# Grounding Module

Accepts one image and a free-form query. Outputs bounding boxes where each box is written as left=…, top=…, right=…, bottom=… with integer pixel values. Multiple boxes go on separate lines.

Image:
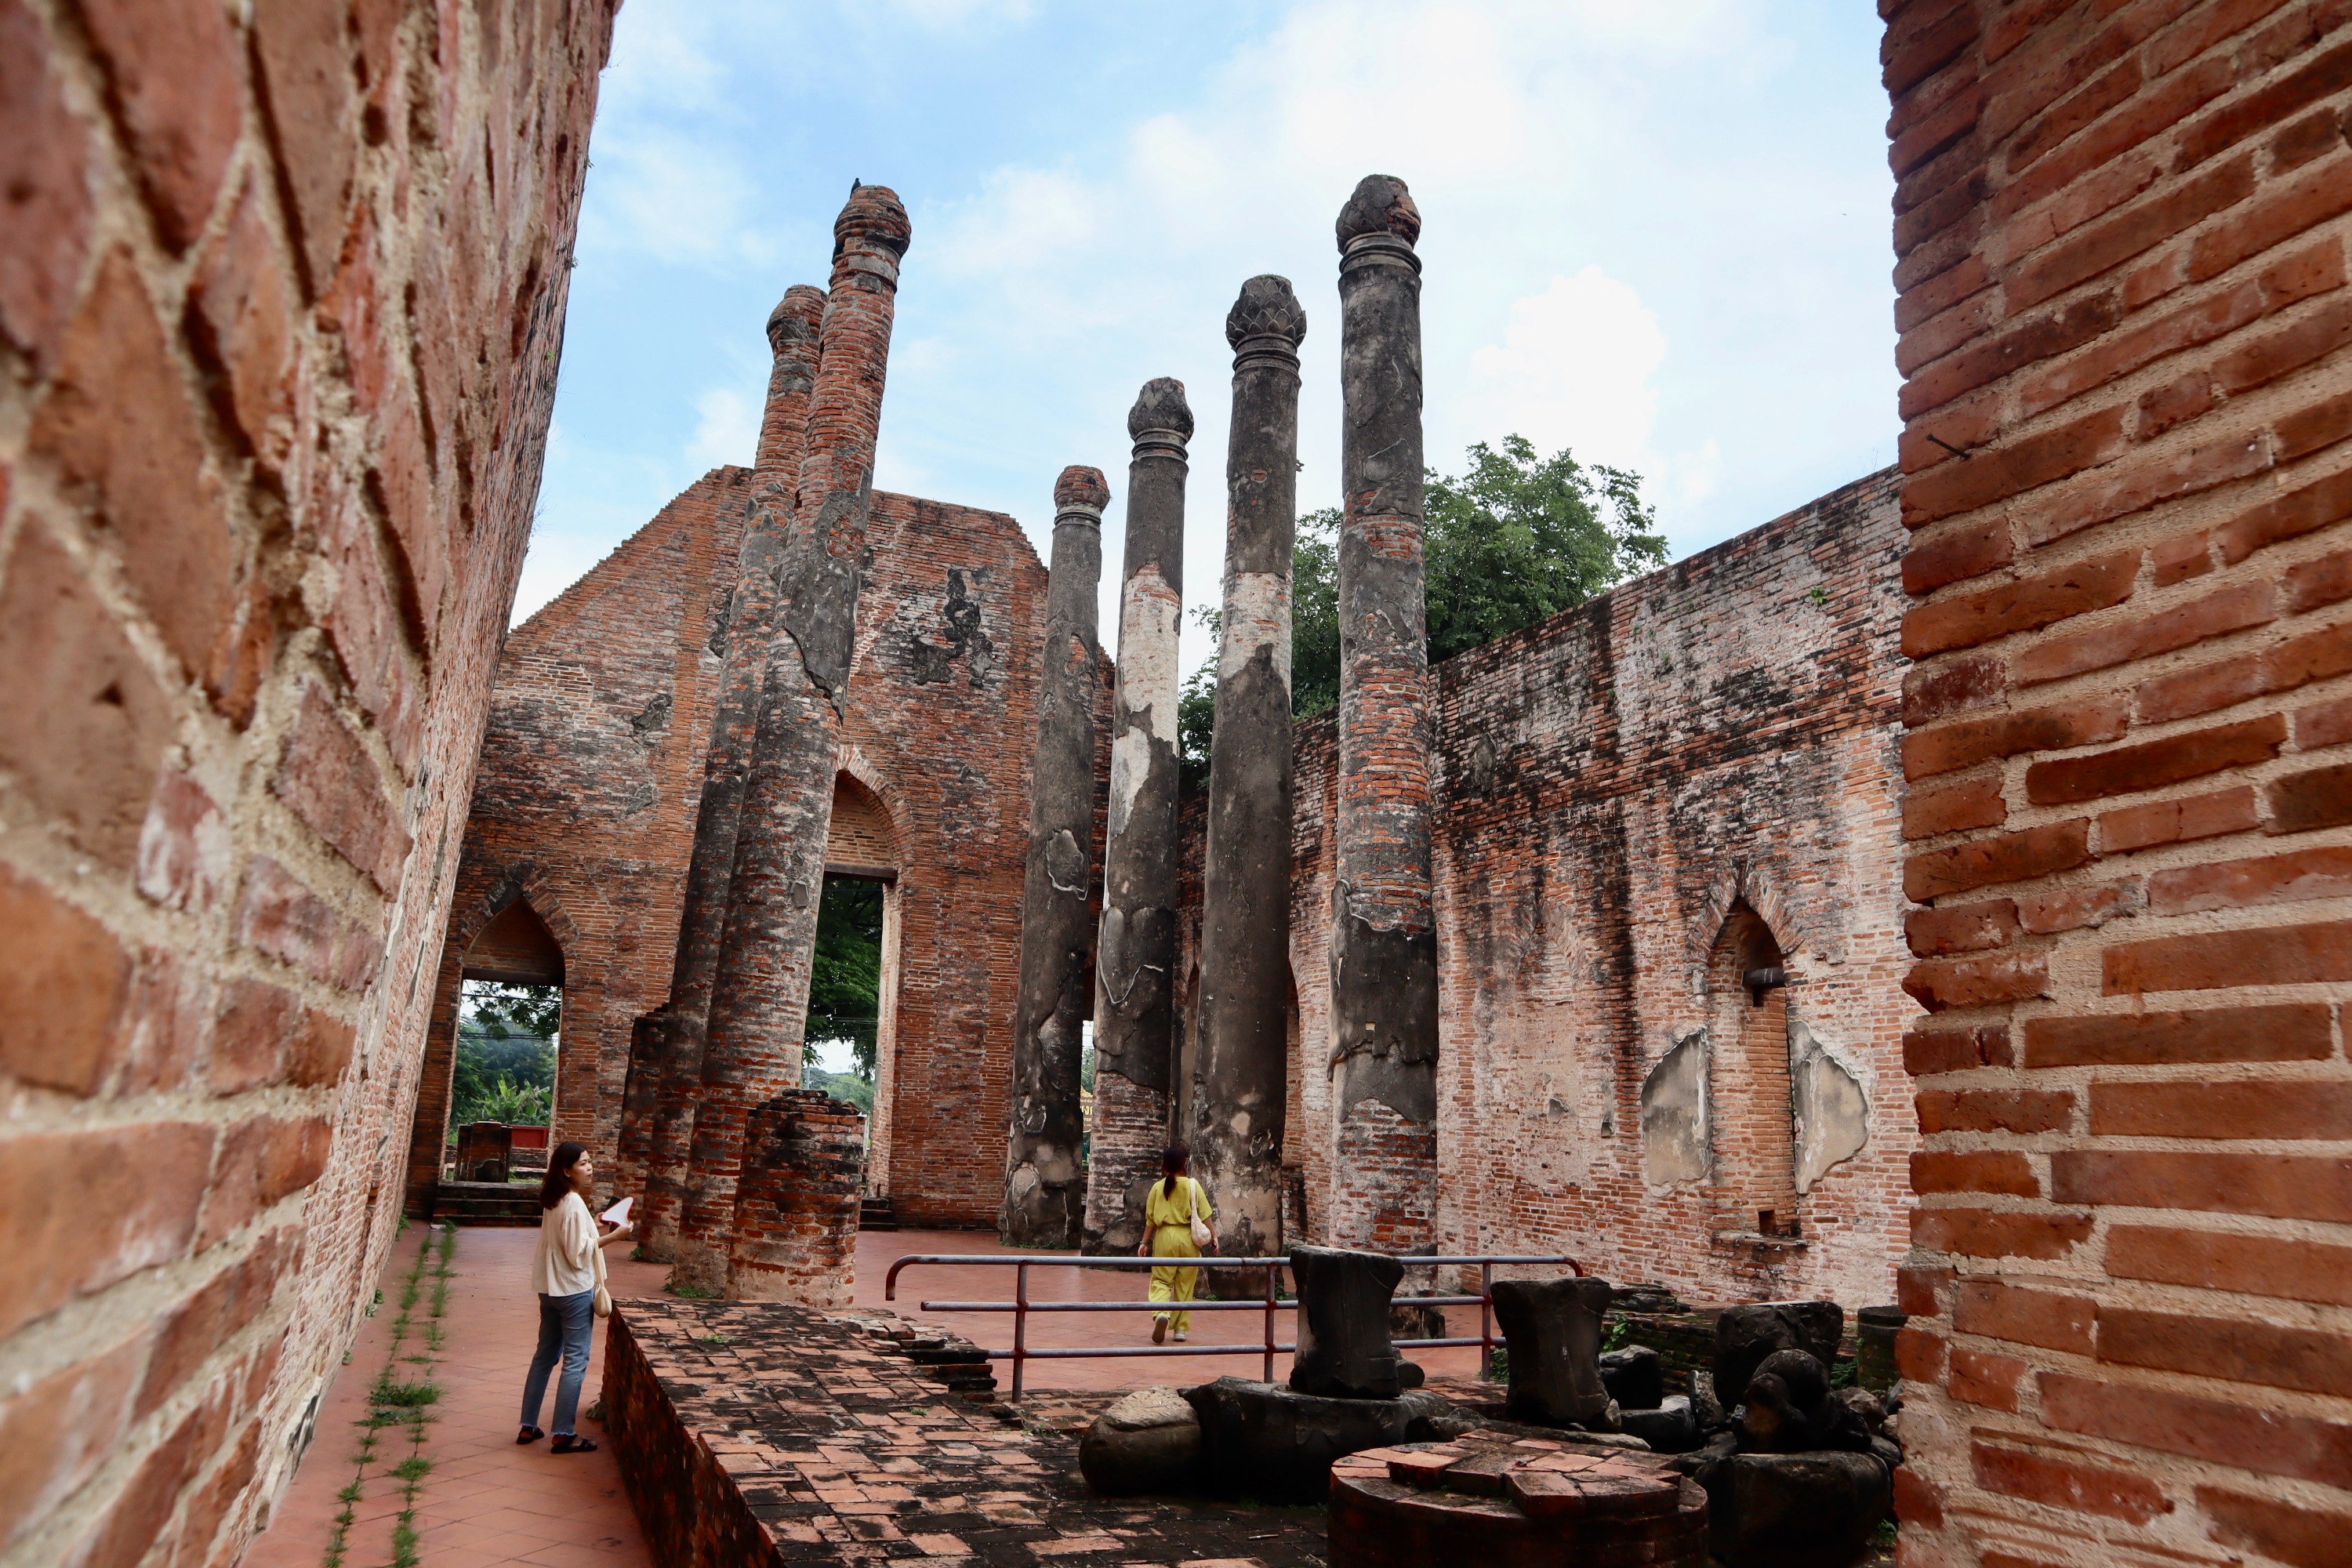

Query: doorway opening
left=446, top=896, right=564, bottom=1184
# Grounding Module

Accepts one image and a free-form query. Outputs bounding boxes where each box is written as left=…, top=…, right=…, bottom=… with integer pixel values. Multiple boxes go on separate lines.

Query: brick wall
left=1216, top=470, right=1918, bottom=1308
left=0, top=0, right=609, bottom=1562
left=408, top=475, right=1070, bottom=1229
left=1884, top=3, right=2352, bottom=1563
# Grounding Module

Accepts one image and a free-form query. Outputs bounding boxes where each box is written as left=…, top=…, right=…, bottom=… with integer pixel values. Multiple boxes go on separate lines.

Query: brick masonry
left=0, top=1, right=611, bottom=1563
left=1882, top=3, right=2352, bottom=1565
left=729, top=1090, right=867, bottom=1307
left=406, top=440, right=1102, bottom=1228
left=1174, top=470, right=1920, bottom=1309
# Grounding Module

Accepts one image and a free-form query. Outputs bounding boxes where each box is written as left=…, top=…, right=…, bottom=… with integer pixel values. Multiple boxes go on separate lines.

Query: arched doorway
left=808, top=772, right=902, bottom=1196
left=445, top=897, right=564, bottom=1182
left=1704, top=901, right=1796, bottom=1238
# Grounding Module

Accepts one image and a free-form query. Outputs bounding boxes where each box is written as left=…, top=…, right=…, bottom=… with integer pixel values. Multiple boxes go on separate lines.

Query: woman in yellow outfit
left=1137, top=1144, right=1214, bottom=1343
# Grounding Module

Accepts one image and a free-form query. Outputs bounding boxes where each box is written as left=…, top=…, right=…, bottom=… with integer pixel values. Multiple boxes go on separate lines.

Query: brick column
left=728, top=1089, right=866, bottom=1307
left=1082, top=379, right=1192, bottom=1254
left=629, top=285, right=826, bottom=1261
left=1327, top=176, right=1439, bottom=1254
left=1000, top=466, right=1110, bottom=1247
left=1194, top=276, right=1307, bottom=1261
left=673, top=185, right=910, bottom=1294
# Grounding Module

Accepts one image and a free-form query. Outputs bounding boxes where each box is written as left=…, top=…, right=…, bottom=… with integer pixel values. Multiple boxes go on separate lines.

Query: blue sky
left=528, top=0, right=1900, bottom=683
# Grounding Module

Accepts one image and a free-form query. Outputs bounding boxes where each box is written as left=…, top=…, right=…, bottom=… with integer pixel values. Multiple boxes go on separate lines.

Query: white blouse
left=531, top=1190, right=599, bottom=1297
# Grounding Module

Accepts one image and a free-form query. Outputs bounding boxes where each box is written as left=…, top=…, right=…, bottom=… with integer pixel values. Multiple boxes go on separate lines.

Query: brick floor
left=245, top=1225, right=1494, bottom=1566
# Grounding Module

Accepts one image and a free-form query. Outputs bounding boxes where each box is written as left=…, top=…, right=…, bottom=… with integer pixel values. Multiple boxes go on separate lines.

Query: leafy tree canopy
left=452, top=981, right=557, bottom=1127
left=804, top=876, right=884, bottom=1080
left=1179, top=436, right=1664, bottom=784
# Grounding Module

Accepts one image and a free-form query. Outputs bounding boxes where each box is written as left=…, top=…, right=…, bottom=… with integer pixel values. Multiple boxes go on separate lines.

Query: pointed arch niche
left=1704, top=900, right=1798, bottom=1237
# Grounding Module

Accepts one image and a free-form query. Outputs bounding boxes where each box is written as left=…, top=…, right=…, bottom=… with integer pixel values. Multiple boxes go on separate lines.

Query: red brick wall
left=0, top=0, right=609, bottom=1560
left=1231, top=470, right=1918, bottom=1308
left=1885, top=2, right=2352, bottom=1563
left=408, top=478, right=1065, bottom=1229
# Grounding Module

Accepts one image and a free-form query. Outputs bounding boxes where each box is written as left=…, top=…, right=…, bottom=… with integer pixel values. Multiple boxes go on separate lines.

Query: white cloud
left=687, top=387, right=760, bottom=471
left=1465, top=268, right=1665, bottom=475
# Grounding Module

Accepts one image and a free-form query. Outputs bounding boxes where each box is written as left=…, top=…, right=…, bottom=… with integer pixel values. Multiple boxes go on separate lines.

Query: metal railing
left=884, top=1251, right=1581, bottom=1398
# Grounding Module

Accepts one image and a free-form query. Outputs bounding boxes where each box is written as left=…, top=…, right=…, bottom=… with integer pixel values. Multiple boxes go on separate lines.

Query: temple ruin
left=8, top=4, right=2352, bottom=1566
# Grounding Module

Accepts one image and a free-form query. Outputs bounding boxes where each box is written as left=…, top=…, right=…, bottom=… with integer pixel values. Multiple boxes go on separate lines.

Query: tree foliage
left=804, top=876, right=884, bottom=1080
left=452, top=981, right=557, bottom=1127
left=1178, top=437, right=1665, bottom=782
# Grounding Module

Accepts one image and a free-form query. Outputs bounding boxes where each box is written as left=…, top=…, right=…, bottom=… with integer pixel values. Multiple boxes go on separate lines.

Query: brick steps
left=858, top=1196, right=899, bottom=1231
left=432, top=1181, right=543, bottom=1227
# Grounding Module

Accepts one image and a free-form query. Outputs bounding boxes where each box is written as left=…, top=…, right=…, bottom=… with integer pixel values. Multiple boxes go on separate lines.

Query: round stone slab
left=1329, top=1440, right=1708, bottom=1568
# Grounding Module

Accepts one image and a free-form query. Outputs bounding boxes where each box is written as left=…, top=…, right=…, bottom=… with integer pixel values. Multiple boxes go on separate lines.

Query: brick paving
left=244, top=1223, right=1496, bottom=1566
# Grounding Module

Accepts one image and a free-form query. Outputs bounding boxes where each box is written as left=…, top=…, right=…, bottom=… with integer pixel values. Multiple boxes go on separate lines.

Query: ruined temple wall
left=412, top=480, right=1061, bottom=1227
left=1883, top=3, right=2352, bottom=1563
left=0, top=1, right=611, bottom=1560
left=1247, top=470, right=1916, bottom=1307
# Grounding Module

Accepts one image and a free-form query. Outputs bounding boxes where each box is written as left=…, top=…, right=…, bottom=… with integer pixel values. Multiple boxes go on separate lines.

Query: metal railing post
left=1480, top=1261, right=1494, bottom=1377
left=1262, top=1259, right=1276, bottom=1384
left=1013, top=1261, right=1029, bottom=1399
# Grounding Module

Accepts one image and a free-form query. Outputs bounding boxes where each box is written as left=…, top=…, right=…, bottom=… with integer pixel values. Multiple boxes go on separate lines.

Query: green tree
left=1178, top=437, right=1664, bottom=779
left=804, top=876, right=885, bottom=1080
left=451, top=980, right=557, bottom=1127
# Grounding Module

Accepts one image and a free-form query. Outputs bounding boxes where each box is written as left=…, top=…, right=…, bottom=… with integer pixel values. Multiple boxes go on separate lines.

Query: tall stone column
left=1081, top=379, right=1192, bottom=1254
left=671, top=184, right=911, bottom=1294
left=632, top=285, right=826, bottom=1262
left=1327, top=175, right=1439, bottom=1254
left=1193, top=276, right=1306, bottom=1261
left=999, top=465, right=1110, bottom=1248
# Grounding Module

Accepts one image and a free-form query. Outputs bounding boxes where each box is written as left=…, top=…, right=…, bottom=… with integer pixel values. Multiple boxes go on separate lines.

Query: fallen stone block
left=1079, top=1386, right=1200, bottom=1496
left=1712, top=1301, right=1843, bottom=1407
left=1600, top=1343, right=1665, bottom=1410
left=1185, top=1375, right=1454, bottom=1501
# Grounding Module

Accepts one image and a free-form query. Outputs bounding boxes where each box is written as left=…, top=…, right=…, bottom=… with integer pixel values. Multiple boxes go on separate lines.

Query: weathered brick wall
left=0, top=0, right=609, bottom=1561
left=1228, top=470, right=1917, bottom=1308
left=409, top=477, right=1063, bottom=1229
left=1883, top=2, right=2352, bottom=1563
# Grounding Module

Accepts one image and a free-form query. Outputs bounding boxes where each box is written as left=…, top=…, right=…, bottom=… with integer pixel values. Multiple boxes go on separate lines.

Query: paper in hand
left=601, top=1196, right=633, bottom=1225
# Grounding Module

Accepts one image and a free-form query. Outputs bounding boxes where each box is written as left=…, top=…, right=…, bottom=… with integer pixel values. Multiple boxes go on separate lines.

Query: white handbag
left=1186, top=1181, right=1214, bottom=1250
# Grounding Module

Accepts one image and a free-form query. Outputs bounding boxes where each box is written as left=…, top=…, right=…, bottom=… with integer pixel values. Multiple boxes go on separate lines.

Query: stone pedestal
left=1290, top=1244, right=1406, bottom=1399
left=1599, top=1345, right=1664, bottom=1412
left=1080, top=1386, right=1200, bottom=1496
left=1328, top=1438, right=1708, bottom=1567
left=1688, top=1450, right=1889, bottom=1568
left=1184, top=1376, right=1452, bottom=1502
left=1490, top=1277, right=1616, bottom=1428
left=1712, top=1301, right=1844, bottom=1407
left=726, top=1090, right=865, bottom=1307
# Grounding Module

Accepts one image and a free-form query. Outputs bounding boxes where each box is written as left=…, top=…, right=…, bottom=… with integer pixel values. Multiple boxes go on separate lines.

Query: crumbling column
left=671, top=184, right=911, bottom=1294
left=631, top=285, right=826, bottom=1262
left=1327, top=175, right=1439, bottom=1254
left=728, top=1089, right=866, bottom=1306
left=1081, top=379, right=1192, bottom=1254
left=1192, top=276, right=1306, bottom=1262
left=1000, top=466, right=1111, bottom=1248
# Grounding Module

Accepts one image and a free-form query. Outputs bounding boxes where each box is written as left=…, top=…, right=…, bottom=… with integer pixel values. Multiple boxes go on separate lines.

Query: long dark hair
left=1160, top=1143, right=1189, bottom=1201
left=540, top=1142, right=587, bottom=1210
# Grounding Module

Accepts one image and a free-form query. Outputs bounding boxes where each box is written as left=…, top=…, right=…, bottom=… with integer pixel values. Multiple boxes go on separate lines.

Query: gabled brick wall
left=0, top=0, right=610, bottom=1562
left=408, top=477, right=1083, bottom=1230
left=1884, top=2, right=2352, bottom=1563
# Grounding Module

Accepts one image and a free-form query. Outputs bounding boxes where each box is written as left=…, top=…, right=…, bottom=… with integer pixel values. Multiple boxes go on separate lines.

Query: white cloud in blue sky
left=528, top=0, right=1898, bottom=682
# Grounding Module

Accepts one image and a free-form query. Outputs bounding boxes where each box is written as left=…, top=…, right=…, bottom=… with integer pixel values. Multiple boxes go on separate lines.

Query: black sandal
left=516, top=1426, right=543, bottom=1444
left=550, top=1435, right=598, bottom=1454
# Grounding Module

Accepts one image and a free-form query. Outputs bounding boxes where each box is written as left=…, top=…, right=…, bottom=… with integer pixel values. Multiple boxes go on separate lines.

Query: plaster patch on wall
left=1117, top=564, right=1181, bottom=743
left=1790, top=1018, right=1868, bottom=1193
left=1220, top=570, right=1292, bottom=691
left=1640, top=1029, right=1710, bottom=1188
left=1109, top=726, right=1151, bottom=839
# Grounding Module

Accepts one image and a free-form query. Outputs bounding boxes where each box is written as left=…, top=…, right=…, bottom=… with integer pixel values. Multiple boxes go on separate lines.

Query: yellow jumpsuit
left=1144, top=1175, right=1212, bottom=1334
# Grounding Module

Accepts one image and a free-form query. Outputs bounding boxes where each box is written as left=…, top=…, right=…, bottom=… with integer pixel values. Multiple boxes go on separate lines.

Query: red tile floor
left=246, top=1225, right=1488, bottom=1566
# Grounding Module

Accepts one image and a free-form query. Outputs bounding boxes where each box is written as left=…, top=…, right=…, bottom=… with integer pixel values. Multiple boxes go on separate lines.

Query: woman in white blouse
left=518, top=1142, right=633, bottom=1453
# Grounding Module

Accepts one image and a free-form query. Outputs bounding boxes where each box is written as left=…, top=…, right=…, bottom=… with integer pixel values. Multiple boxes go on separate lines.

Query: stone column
left=632, top=285, right=826, bottom=1262
left=1327, top=175, right=1439, bottom=1254
left=1081, top=378, right=1192, bottom=1254
left=1192, top=276, right=1306, bottom=1262
left=1000, top=466, right=1111, bottom=1248
left=671, top=184, right=910, bottom=1294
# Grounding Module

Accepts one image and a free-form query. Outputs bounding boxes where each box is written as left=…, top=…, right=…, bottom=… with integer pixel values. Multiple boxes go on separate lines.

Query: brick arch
left=444, top=859, right=584, bottom=969
left=837, top=741, right=914, bottom=870
left=1683, top=862, right=1803, bottom=975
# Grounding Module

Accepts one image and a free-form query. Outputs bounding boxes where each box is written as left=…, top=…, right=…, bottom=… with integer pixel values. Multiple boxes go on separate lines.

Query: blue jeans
left=521, top=1289, right=594, bottom=1436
